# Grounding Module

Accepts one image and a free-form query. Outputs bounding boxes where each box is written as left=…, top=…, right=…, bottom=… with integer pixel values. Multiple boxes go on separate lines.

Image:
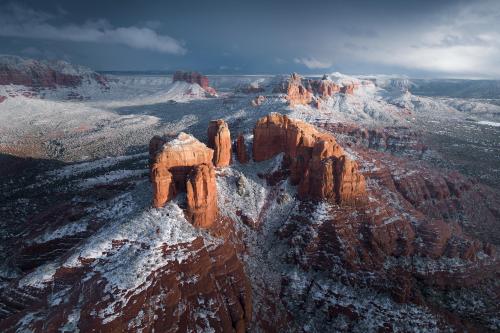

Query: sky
left=0, top=0, right=499, bottom=78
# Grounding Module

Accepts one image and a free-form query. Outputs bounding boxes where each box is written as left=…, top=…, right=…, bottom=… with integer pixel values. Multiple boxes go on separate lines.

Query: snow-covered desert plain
left=0, top=59, right=499, bottom=332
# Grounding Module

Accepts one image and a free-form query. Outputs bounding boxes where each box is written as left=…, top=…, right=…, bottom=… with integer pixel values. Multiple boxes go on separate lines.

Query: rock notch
left=236, top=134, right=249, bottom=164
left=149, top=132, right=218, bottom=227
left=253, top=113, right=367, bottom=205
left=207, top=119, right=232, bottom=167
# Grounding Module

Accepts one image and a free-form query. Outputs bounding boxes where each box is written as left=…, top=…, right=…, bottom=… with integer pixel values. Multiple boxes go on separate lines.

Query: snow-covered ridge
left=0, top=55, right=95, bottom=76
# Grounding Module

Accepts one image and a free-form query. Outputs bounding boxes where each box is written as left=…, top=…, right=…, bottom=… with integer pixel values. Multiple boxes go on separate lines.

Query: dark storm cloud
left=0, top=3, right=186, bottom=54
left=0, top=0, right=499, bottom=77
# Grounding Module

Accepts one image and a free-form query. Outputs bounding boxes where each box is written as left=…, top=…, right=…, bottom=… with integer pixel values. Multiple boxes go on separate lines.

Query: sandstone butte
left=285, top=72, right=313, bottom=106
left=307, top=74, right=341, bottom=98
left=207, top=119, right=232, bottom=167
left=253, top=113, right=367, bottom=205
left=173, top=70, right=217, bottom=95
left=149, top=132, right=217, bottom=228
left=280, top=73, right=357, bottom=107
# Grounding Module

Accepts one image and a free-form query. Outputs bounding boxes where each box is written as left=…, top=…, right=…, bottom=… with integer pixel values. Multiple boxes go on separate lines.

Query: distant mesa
left=0, top=55, right=108, bottom=88
left=236, top=82, right=266, bottom=94
left=274, top=73, right=358, bottom=107
left=173, top=70, right=217, bottom=95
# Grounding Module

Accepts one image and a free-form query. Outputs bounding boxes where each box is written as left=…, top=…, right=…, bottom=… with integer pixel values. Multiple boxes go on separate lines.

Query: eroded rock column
left=152, top=166, right=175, bottom=208
left=236, top=134, right=249, bottom=164
left=186, top=163, right=218, bottom=228
left=208, top=119, right=232, bottom=167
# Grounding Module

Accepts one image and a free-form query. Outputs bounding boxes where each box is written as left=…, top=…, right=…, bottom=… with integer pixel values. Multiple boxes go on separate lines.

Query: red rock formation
left=273, top=73, right=357, bottom=105
left=340, top=83, right=357, bottom=94
left=253, top=113, right=367, bottom=205
left=236, top=134, right=249, bottom=164
left=186, top=164, right=218, bottom=228
left=0, top=96, right=6, bottom=103
left=151, top=165, right=175, bottom=208
left=317, top=122, right=427, bottom=156
left=0, top=235, right=252, bottom=333
left=285, top=73, right=313, bottom=106
left=149, top=132, right=219, bottom=227
left=309, top=76, right=341, bottom=98
left=207, top=119, right=232, bottom=167
left=173, top=70, right=216, bottom=95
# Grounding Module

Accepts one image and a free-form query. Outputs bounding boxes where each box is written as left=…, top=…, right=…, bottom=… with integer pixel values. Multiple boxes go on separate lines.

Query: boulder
left=207, top=119, right=232, bottom=167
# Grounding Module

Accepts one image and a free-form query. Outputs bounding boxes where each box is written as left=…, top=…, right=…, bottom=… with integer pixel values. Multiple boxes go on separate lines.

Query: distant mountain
left=409, top=78, right=500, bottom=99
left=0, top=55, right=108, bottom=88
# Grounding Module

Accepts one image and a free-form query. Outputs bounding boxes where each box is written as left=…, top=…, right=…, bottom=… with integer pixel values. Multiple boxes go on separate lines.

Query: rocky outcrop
left=0, top=96, right=6, bottom=103
left=0, top=55, right=107, bottom=88
left=273, top=73, right=358, bottom=107
left=283, top=73, right=313, bottom=106
left=308, top=75, right=341, bottom=98
left=149, top=132, right=218, bottom=228
left=0, top=235, right=252, bottom=333
left=318, top=122, right=427, bottom=156
left=253, top=113, right=367, bottom=205
left=251, top=95, right=266, bottom=106
left=186, top=164, right=218, bottom=228
left=173, top=70, right=216, bottom=95
left=236, top=134, right=249, bottom=164
left=340, top=83, right=357, bottom=95
left=236, top=82, right=265, bottom=94
left=207, top=119, right=232, bottom=167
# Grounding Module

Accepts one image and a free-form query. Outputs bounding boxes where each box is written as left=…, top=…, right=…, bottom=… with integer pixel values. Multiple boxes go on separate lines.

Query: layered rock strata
left=253, top=113, right=367, bottom=205
left=186, top=164, right=218, bottom=228
left=207, top=119, right=232, bottom=167
left=285, top=73, right=313, bottom=106
left=149, top=132, right=218, bottom=227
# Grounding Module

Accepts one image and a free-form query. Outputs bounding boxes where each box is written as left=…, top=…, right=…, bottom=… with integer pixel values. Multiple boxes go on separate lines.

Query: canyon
left=0, top=64, right=499, bottom=332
